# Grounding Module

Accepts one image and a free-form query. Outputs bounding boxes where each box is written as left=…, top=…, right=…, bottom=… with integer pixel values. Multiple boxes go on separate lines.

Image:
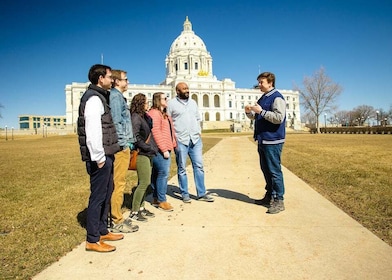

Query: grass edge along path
left=1, top=133, right=391, bottom=279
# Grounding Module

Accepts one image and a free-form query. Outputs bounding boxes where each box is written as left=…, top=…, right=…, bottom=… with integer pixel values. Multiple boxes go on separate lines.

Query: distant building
left=18, top=114, right=66, bottom=130
left=65, top=17, right=300, bottom=131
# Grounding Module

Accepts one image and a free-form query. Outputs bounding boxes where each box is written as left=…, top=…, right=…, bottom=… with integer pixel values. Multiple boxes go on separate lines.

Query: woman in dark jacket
left=129, top=93, right=158, bottom=222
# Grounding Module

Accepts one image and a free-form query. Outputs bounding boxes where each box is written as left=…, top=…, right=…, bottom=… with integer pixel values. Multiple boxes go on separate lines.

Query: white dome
left=164, top=17, right=214, bottom=84
left=169, top=16, right=207, bottom=53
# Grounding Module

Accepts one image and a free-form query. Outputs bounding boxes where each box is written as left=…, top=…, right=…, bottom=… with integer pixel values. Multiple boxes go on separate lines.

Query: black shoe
left=129, top=211, right=148, bottom=222
left=141, top=208, right=155, bottom=218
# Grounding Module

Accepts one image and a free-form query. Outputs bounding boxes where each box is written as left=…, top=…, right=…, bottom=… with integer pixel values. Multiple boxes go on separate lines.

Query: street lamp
left=5, top=125, right=7, bottom=141
left=376, top=110, right=379, bottom=126
left=324, top=113, right=327, bottom=128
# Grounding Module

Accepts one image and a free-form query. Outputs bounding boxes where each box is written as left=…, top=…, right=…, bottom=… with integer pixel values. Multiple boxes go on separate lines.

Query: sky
left=0, top=0, right=391, bottom=129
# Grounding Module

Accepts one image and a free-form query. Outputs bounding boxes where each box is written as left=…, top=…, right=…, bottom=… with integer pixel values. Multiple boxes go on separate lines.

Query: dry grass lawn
left=0, top=133, right=391, bottom=279
left=282, top=133, right=392, bottom=247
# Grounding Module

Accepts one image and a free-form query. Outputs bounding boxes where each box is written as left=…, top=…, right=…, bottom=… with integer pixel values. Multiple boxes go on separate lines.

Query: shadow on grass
left=76, top=184, right=180, bottom=228
left=77, top=208, right=87, bottom=229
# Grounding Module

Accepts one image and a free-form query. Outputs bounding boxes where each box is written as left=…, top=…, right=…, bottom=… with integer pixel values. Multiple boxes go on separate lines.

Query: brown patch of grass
left=0, top=135, right=221, bottom=279
left=2, top=133, right=390, bottom=278
left=282, top=133, right=392, bottom=246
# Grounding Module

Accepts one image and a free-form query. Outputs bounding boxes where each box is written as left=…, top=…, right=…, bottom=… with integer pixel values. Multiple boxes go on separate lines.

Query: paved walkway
left=34, top=135, right=392, bottom=280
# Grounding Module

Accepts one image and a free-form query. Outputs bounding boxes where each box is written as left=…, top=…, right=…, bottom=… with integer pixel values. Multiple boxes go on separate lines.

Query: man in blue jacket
left=109, top=70, right=139, bottom=233
left=245, top=72, right=286, bottom=214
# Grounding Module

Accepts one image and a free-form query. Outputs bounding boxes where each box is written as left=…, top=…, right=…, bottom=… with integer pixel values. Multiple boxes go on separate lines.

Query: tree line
left=296, top=67, right=391, bottom=132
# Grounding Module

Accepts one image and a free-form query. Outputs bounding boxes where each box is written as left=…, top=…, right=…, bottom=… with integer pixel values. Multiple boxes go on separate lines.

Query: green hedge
left=318, top=127, right=392, bottom=134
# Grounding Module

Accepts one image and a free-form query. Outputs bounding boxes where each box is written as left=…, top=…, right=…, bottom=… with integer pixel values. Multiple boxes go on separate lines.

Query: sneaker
left=151, top=198, right=159, bottom=207
left=255, top=194, right=273, bottom=208
left=129, top=211, right=148, bottom=222
left=198, top=194, right=214, bottom=202
left=111, top=218, right=139, bottom=233
left=183, top=196, right=192, bottom=203
left=158, top=201, right=174, bottom=212
left=141, top=208, right=155, bottom=218
left=267, top=200, right=285, bottom=214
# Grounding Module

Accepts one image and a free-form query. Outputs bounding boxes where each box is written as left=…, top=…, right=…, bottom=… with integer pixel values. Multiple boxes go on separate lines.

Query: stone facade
left=65, top=17, right=301, bottom=130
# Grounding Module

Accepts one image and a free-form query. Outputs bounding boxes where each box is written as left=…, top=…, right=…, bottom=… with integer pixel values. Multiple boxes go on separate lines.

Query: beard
left=178, top=91, right=189, bottom=99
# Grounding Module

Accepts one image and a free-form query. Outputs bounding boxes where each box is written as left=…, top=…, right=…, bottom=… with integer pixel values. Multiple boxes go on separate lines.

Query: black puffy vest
left=77, top=85, right=120, bottom=161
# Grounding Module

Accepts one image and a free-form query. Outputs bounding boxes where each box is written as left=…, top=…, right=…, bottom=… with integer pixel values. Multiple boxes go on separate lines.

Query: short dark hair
left=257, top=72, right=275, bottom=87
left=88, top=64, right=111, bottom=85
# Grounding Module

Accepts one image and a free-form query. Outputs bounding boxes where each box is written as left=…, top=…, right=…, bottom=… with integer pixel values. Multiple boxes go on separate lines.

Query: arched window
left=203, top=94, right=209, bottom=107
left=205, top=112, right=210, bottom=121
left=192, top=94, right=198, bottom=105
left=214, top=95, right=220, bottom=107
left=216, top=112, right=221, bottom=121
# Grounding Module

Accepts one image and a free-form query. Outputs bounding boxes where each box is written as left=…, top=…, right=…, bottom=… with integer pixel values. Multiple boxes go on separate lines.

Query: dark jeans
left=258, top=143, right=285, bottom=200
left=85, top=156, right=114, bottom=243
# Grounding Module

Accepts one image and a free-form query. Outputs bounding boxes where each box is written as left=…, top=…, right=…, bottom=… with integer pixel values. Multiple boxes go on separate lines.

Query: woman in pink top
left=148, top=92, right=177, bottom=211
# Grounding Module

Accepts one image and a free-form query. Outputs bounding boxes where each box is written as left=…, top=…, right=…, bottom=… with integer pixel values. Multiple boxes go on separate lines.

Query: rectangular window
left=229, top=101, right=232, bottom=108
left=195, top=62, right=198, bottom=70
left=184, top=62, right=188, bottom=70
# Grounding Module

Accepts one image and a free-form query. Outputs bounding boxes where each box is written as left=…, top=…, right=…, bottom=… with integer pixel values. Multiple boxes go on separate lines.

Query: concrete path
left=34, top=135, right=392, bottom=280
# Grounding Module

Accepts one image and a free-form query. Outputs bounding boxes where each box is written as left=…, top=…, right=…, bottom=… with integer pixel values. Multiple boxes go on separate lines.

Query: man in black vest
left=77, top=64, right=123, bottom=252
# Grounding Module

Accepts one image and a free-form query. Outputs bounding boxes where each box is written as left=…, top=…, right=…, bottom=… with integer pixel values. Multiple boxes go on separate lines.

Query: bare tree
left=295, top=67, right=343, bottom=133
left=334, top=110, right=350, bottom=126
left=351, top=105, right=374, bottom=126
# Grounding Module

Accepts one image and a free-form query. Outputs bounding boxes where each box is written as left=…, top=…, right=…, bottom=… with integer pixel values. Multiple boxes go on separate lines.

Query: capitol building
left=65, top=17, right=300, bottom=131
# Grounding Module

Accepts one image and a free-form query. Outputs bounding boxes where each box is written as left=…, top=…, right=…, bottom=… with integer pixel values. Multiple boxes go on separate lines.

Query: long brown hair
left=130, top=93, right=147, bottom=116
left=151, top=92, right=167, bottom=118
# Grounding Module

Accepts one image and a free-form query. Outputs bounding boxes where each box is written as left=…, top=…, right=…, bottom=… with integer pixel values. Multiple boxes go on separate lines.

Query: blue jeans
left=258, top=143, right=285, bottom=200
left=152, top=151, right=172, bottom=202
left=175, top=139, right=207, bottom=198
